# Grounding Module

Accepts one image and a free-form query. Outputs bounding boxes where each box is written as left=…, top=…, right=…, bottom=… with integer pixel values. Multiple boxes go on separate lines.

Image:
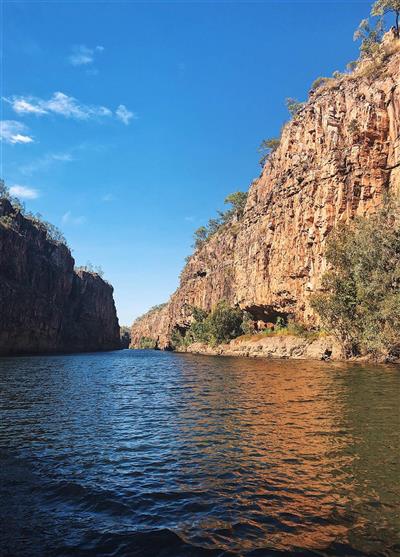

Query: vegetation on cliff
left=312, top=202, right=400, bottom=360
left=131, top=1, right=400, bottom=360
left=0, top=180, right=68, bottom=247
left=192, top=191, right=248, bottom=251
left=171, top=301, right=247, bottom=348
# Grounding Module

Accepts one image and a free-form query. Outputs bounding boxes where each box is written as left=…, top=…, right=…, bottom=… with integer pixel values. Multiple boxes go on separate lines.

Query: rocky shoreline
left=174, top=334, right=343, bottom=361
left=131, top=43, right=400, bottom=353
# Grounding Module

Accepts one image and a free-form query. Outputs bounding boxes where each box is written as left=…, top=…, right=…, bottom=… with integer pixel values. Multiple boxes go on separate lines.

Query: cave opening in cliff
left=244, top=305, right=292, bottom=330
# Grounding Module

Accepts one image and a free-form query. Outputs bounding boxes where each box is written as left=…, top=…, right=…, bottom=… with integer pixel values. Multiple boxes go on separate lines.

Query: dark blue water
left=0, top=350, right=399, bottom=557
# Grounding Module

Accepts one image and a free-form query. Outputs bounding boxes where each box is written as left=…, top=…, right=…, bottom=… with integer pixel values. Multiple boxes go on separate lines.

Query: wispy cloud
left=5, top=93, right=135, bottom=125
left=62, top=211, right=86, bottom=226
left=20, top=151, right=74, bottom=176
left=68, top=45, right=104, bottom=67
left=5, top=92, right=112, bottom=121
left=102, top=193, right=115, bottom=202
left=116, top=104, right=135, bottom=125
left=0, top=120, right=34, bottom=144
left=9, top=184, right=39, bottom=199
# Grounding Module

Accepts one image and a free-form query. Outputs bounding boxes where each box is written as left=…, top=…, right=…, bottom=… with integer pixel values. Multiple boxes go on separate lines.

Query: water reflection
left=0, top=351, right=399, bottom=556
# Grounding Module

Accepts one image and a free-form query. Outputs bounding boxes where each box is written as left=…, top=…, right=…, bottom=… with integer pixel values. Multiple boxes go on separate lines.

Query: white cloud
left=20, top=151, right=74, bottom=176
left=116, top=104, right=135, bottom=125
left=9, top=184, right=39, bottom=199
left=12, top=99, right=47, bottom=115
left=0, top=120, right=34, bottom=144
left=68, top=44, right=104, bottom=66
left=5, top=93, right=135, bottom=125
left=5, top=92, right=112, bottom=121
left=62, top=211, right=86, bottom=226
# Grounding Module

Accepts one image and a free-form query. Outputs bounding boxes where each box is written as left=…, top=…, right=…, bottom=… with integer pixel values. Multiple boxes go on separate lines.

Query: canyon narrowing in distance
left=0, top=35, right=399, bottom=359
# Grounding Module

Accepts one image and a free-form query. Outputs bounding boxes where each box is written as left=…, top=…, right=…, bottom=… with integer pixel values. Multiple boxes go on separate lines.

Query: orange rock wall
left=131, top=50, right=400, bottom=349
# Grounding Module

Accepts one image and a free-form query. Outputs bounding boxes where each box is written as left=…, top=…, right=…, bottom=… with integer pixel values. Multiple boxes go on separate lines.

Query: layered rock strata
left=132, top=46, right=400, bottom=350
left=0, top=199, right=120, bottom=355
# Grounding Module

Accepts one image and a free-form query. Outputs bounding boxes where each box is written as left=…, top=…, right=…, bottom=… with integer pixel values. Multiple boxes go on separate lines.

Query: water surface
left=0, top=350, right=399, bottom=556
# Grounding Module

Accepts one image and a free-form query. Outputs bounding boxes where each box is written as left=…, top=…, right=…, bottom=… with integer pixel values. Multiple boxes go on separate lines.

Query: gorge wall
left=0, top=199, right=121, bottom=355
left=132, top=45, right=400, bottom=350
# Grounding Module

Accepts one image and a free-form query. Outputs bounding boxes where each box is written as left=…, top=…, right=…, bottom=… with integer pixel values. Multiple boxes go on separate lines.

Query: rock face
left=177, top=335, right=343, bottom=361
left=131, top=46, right=400, bottom=349
left=0, top=199, right=120, bottom=355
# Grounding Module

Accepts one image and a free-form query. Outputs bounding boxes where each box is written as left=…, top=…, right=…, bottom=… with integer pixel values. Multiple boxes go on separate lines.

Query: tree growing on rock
left=258, top=138, right=280, bottom=166
left=224, top=191, right=248, bottom=219
left=354, top=17, right=384, bottom=58
left=311, top=201, right=400, bottom=360
left=286, top=97, right=305, bottom=117
left=372, top=0, right=400, bottom=37
left=193, top=226, right=208, bottom=249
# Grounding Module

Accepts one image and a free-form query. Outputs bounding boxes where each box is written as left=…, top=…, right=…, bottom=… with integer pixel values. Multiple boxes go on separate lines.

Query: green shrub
left=139, top=336, right=157, bottom=349
left=311, top=202, right=400, bottom=359
left=241, top=311, right=256, bottom=335
left=311, top=77, right=327, bottom=90
left=286, top=97, right=305, bottom=117
left=192, top=191, right=248, bottom=250
left=353, top=17, right=384, bottom=59
left=172, top=301, right=247, bottom=348
left=205, top=301, right=244, bottom=344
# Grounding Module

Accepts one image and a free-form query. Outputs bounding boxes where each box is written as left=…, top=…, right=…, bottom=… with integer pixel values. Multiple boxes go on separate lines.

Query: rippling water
left=0, top=350, right=399, bottom=557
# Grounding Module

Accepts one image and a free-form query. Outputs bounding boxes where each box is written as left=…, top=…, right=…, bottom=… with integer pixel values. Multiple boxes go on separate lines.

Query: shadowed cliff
left=0, top=198, right=120, bottom=355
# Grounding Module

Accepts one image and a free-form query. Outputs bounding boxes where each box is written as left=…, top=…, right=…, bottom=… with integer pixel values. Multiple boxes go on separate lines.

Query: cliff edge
left=0, top=198, right=121, bottom=355
left=131, top=44, right=400, bottom=352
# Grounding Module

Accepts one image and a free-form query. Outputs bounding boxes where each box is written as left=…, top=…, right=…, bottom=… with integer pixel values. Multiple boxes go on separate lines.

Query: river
left=0, top=350, right=399, bottom=556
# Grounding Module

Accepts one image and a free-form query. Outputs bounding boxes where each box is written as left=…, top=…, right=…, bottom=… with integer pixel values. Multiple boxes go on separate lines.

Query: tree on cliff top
left=224, top=191, right=248, bottom=219
left=311, top=202, right=400, bottom=360
left=192, top=191, right=248, bottom=250
left=258, top=138, right=280, bottom=167
left=354, top=17, right=385, bottom=58
left=372, top=0, right=400, bottom=36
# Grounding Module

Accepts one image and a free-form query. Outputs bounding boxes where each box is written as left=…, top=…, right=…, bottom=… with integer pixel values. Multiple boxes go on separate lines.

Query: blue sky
left=1, top=0, right=372, bottom=325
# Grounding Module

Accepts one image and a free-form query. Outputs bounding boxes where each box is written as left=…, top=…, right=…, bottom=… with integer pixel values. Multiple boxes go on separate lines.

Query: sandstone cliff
left=131, top=45, right=400, bottom=350
left=0, top=199, right=120, bottom=355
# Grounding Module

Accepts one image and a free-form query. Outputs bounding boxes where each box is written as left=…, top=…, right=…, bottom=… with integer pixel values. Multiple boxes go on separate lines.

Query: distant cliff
left=131, top=39, right=400, bottom=350
left=0, top=198, right=120, bottom=355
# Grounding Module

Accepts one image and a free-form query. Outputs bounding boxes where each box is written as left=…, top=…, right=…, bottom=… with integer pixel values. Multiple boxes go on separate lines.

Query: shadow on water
left=0, top=350, right=399, bottom=556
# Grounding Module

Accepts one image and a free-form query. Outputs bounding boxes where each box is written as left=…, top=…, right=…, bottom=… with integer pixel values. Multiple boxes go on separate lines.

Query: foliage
left=193, top=226, right=208, bottom=249
left=371, top=0, right=400, bottom=36
left=134, top=303, right=167, bottom=323
left=139, top=336, right=158, bottom=349
left=311, top=77, right=328, bottom=90
left=286, top=97, right=305, bottom=117
left=171, top=301, right=246, bottom=348
left=120, top=326, right=131, bottom=348
left=241, top=311, right=256, bottom=335
left=224, top=191, right=248, bottom=218
left=346, top=60, right=358, bottom=72
left=76, top=261, right=104, bottom=277
left=192, top=191, right=248, bottom=250
left=311, top=203, right=400, bottom=359
left=0, top=179, right=68, bottom=247
left=258, top=138, right=280, bottom=166
left=348, top=119, right=360, bottom=134
left=354, top=17, right=384, bottom=59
